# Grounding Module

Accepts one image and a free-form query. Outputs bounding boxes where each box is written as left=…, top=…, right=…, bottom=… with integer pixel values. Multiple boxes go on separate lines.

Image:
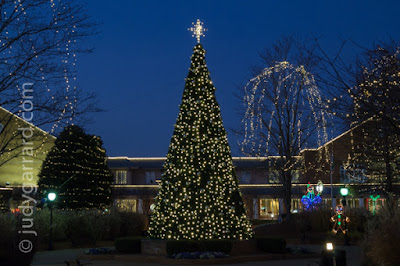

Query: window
left=238, top=171, right=251, bottom=184
left=259, top=199, right=279, bottom=219
left=322, top=198, right=332, bottom=209
left=115, top=170, right=127, bottom=184
left=146, top=171, right=156, bottom=184
left=115, top=199, right=137, bottom=212
left=291, top=170, right=300, bottom=183
left=269, top=170, right=280, bottom=183
left=269, top=170, right=299, bottom=183
left=340, top=163, right=367, bottom=183
left=291, top=198, right=300, bottom=213
left=345, top=198, right=360, bottom=208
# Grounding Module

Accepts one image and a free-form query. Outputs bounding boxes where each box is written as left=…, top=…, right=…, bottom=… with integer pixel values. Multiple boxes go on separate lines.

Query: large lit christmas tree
left=149, top=20, right=253, bottom=240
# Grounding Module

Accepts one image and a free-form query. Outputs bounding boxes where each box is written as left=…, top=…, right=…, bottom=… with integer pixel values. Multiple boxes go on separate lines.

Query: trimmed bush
left=0, top=213, right=37, bottom=266
left=362, top=198, right=400, bottom=265
left=115, top=236, right=142, bottom=253
left=294, top=208, right=332, bottom=233
left=118, top=211, right=148, bottom=237
left=166, top=240, right=232, bottom=255
left=256, top=237, right=286, bottom=253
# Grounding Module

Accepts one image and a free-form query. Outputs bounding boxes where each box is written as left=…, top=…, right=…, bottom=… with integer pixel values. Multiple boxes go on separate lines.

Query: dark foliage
left=255, top=237, right=286, bottom=253
left=38, top=125, right=113, bottom=209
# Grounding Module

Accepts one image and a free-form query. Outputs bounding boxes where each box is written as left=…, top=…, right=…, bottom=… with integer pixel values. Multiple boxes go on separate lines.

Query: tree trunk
left=282, top=171, right=292, bottom=223
left=383, top=134, right=393, bottom=193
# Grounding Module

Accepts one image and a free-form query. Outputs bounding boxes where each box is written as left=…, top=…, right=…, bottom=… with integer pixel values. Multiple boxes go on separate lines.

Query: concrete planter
left=230, top=239, right=258, bottom=255
left=141, top=239, right=167, bottom=256
left=141, top=238, right=258, bottom=256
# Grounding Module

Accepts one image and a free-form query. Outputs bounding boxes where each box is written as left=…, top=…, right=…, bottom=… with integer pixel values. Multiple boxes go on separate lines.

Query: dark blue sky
left=77, top=0, right=400, bottom=157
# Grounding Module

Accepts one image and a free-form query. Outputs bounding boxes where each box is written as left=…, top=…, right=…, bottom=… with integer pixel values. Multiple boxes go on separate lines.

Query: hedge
left=256, top=237, right=286, bottom=253
left=114, top=236, right=142, bottom=253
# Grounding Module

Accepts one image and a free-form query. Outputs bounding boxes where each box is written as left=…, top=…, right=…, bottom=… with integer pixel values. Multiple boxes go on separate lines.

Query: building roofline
left=107, top=156, right=302, bottom=161
left=0, top=106, right=56, bottom=139
left=299, top=117, right=375, bottom=153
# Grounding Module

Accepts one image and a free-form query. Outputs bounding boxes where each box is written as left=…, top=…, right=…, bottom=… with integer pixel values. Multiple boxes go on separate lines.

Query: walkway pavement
left=31, top=244, right=362, bottom=266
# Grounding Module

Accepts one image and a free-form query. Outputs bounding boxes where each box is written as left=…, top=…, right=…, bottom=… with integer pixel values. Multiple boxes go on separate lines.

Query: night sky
left=77, top=0, right=400, bottom=157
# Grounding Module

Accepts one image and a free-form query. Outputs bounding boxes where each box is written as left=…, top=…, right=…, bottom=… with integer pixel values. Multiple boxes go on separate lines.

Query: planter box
left=141, top=239, right=257, bottom=256
left=231, top=239, right=258, bottom=255
left=141, top=239, right=167, bottom=256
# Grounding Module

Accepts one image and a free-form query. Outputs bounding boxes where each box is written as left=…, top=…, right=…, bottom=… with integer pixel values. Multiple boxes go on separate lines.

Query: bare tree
left=313, top=39, right=400, bottom=194
left=240, top=36, right=329, bottom=221
left=0, top=0, right=99, bottom=168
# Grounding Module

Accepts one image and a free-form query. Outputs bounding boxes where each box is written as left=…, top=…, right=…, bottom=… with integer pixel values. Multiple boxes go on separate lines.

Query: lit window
left=146, top=171, right=156, bottom=184
left=115, top=170, right=127, bottom=184
left=291, top=198, right=300, bottom=213
left=115, top=199, right=137, bottom=212
left=259, top=199, right=279, bottom=219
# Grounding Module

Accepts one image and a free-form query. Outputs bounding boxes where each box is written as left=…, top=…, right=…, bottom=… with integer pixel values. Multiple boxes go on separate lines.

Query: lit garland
left=148, top=21, right=253, bottom=240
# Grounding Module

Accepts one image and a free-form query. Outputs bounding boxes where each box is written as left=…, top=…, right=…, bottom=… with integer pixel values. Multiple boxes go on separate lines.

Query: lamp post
left=47, top=192, right=56, bottom=250
left=340, top=187, right=349, bottom=206
left=316, top=180, right=324, bottom=195
left=339, top=187, right=349, bottom=245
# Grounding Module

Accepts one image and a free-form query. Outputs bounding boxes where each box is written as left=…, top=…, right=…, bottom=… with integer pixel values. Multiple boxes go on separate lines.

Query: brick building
left=108, top=121, right=399, bottom=220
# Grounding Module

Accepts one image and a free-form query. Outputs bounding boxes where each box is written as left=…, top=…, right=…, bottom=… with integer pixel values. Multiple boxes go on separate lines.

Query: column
left=359, top=198, right=364, bottom=208
left=137, top=198, right=143, bottom=214
left=253, top=198, right=258, bottom=219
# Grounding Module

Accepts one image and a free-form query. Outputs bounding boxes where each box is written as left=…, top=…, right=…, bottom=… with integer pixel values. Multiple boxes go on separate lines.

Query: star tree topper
left=189, top=19, right=207, bottom=43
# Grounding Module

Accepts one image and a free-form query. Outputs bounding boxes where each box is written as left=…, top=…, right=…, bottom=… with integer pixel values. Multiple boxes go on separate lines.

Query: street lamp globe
left=48, top=192, right=56, bottom=202
left=316, top=180, right=323, bottom=194
left=340, top=187, right=349, bottom=197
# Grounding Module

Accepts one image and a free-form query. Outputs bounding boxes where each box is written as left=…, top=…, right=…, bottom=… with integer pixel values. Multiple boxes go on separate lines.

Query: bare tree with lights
left=240, top=36, right=330, bottom=221
left=0, top=0, right=99, bottom=168
left=348, top=47, right=400, bottom=193
left=314, top=40, right=400, bottom=194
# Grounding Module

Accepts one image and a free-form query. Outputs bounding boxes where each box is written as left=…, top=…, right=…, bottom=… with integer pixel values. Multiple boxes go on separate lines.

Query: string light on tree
left=241, top=58, right=332, bottom=218
left=38, top=125, right=113, bottom=210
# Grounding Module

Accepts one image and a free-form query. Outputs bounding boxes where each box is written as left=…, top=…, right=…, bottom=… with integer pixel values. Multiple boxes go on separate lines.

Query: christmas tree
left=38, top=125, right=113, bottom=209
left=149, top=20, right=253, bottom=240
